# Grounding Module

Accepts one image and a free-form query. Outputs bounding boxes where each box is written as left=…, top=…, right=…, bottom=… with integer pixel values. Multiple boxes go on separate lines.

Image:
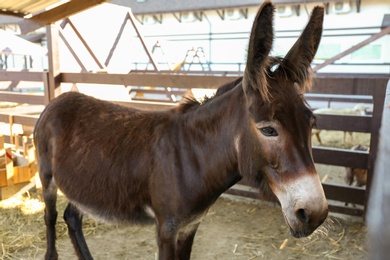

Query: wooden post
left=45, top=24, right=61, bottom=105
left=368, top=80, right=390, bottom=259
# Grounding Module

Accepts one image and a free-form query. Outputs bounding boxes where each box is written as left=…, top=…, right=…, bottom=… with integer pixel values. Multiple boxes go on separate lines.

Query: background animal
left=344, top=144, right=369, bottom=187
left=312, top=103, right=368, bottom=145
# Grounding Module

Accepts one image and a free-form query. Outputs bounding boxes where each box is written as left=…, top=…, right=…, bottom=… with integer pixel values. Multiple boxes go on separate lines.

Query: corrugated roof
left=0, top=0, right=109, bottom=34
left=0, top=0, right=64, bottom=17
left=111, top=0, right=340, bottom=15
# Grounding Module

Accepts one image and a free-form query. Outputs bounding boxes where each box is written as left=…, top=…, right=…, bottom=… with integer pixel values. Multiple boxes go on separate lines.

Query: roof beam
left=18, top=0, right=109, bottom=34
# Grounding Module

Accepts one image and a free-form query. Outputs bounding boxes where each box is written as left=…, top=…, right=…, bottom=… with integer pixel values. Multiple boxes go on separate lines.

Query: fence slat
left=313, top=146, right=369, bottom=168
left=315, top=114, right=371, bottom=133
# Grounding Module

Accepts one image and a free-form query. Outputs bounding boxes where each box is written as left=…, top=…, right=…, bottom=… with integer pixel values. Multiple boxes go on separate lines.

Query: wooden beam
left=45, top=24, right=61, bottom=104
left=112, top=100, right=176, bottom=111
left=313, top=26, right=390, bottom=72
left=315, top=114, right=372, bottom=133
left=312, top=146, right=369, bottom=169
left=323, top=183, right=366, bottom=205
left=367, top=80, right=390, bottom=258
left=0, top=92, right=44, bottom=105
left=18, top=0, right=109, bottom=34
left=60, top=72, right=238, bottom=89
left=0, top=71, right=47, bottom=81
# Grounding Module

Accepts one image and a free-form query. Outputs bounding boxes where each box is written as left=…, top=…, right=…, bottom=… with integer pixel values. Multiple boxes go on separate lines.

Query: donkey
left=34, top=2, right=327, bottom=260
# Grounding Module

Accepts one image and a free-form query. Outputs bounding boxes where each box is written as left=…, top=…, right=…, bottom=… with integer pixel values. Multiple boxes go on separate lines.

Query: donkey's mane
left=268, top=56, right=314, bottom=92
left=176, top=77, right=243, bottom=113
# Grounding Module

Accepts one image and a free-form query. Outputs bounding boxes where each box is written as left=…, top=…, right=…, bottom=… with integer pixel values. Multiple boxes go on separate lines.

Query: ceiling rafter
left=18, top=0, right=109, bottom=34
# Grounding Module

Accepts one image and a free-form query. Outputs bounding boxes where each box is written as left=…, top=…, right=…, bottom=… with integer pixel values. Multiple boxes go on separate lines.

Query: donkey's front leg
left=156, top=220, right=179, bottom=260
left=175, top=223, right=200, bottom=260
left=64, top=203, right=93, bottom=260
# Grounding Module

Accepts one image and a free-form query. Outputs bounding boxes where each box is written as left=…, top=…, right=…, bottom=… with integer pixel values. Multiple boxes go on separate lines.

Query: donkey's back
left=35, top=91, right=166, bottom=223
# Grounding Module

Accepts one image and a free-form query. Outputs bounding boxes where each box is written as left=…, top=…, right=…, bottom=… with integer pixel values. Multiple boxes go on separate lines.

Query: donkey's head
left=240, top=2, right=328, bottom=237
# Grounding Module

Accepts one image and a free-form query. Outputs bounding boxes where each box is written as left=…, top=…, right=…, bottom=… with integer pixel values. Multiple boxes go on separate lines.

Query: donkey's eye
left=260, top=127, right=278, bottom=137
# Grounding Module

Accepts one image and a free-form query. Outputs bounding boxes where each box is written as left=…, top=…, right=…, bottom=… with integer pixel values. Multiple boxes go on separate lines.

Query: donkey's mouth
left=282, top=213, right=316, bottom=238
left=289, top=226, right=314, bottom=238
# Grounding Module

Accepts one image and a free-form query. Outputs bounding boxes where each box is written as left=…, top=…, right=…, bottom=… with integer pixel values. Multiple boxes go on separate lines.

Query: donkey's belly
left=66, top=197, right=155, bottom=225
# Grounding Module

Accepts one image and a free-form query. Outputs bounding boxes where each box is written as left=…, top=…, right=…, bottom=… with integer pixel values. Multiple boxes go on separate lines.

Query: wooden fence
left=0, top=70, right=389, bottom=217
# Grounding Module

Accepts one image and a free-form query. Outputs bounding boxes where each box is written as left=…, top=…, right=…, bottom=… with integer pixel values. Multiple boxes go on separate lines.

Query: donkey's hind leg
left=64, top=203, right=93, bottom=260
left=38, top=155, right=59, bottom=260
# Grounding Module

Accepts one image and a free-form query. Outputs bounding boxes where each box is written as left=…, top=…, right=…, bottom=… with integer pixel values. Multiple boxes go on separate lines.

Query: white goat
left=312, top=103, right=368, bottom=145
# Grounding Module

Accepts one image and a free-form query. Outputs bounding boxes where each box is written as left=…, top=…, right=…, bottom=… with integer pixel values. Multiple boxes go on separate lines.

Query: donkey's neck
left=181, top=84, right=248, bottom=196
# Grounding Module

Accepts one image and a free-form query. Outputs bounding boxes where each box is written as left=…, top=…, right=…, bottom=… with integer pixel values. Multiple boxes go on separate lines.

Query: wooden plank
left=46, top=24, right=61, bottom=104
left=0, top=114, right=39, bottom=126
left=18, top=0, right=110, bottom=34
left=368, top=79, right=390, bottom=259
left=313, top=146, right=369, bottom=168
left=130, top=89, right=187, bottom=96
left=313, top=26, right=390, bottom=71
left=312, top=77, right=389, bottom=96
left=12, top=115, right=39, bottom=127
left=112, top=100, right=177, bottom=111
left=365, top=80, right=389, bottom=215
left=327, top=204, right=364, bottom=217
left=315, top=114, right=371, bottom=133
left=323, top=182, right=365, bottom=205
left=0, top=92, right=44, bottom=105
left=0, top=71, right=47, bottom=81
left=60, top=72, right=238, bottom=89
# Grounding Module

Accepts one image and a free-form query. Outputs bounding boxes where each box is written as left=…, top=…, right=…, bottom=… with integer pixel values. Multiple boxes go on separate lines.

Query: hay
left=0, top=190, right=100, bottom=259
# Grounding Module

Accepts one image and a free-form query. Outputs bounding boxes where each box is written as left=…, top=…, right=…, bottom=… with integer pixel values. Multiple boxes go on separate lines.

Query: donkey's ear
left=243, top=1, right=274, bottom=101
left=282, top=6, right=324, bottom=89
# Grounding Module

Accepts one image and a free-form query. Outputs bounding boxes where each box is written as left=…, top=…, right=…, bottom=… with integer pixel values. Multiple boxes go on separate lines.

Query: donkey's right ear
left=243, top=1, right=274, bottom=101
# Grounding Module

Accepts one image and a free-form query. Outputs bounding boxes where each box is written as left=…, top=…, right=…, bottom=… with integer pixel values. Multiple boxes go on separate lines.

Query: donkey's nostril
left=296, top=208, right=310, bottom=223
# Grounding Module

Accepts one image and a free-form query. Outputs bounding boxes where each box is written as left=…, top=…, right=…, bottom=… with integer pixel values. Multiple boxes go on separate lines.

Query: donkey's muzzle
left=290, top=201, right=328, bottom=237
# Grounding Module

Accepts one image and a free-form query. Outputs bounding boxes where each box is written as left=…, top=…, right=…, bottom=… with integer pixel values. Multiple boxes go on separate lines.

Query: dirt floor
left=0, top=190, right=367, bottom=260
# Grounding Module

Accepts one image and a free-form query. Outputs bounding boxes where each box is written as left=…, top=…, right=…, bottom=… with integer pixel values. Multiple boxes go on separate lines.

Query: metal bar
left=313, top=26, right=390, bottom=71
left=104, top=12, right=130, bottom=67
left=127, top=11, right=160, bottom=71
left=305, top=93, right=373, bottom=104
left=67, top=18, right=107, bottom=70
left=58, top=29, right=88, bottom=72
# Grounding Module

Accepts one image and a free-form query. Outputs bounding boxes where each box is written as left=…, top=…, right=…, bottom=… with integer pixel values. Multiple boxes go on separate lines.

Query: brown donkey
left=34, top=2, right=327, bottom=259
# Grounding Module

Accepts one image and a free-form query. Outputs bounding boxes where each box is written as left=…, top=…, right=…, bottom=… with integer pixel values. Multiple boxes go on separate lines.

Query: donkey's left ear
left=282, top=6, right=324, bottom=88
left=243, top=1, right=274, bottom=101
